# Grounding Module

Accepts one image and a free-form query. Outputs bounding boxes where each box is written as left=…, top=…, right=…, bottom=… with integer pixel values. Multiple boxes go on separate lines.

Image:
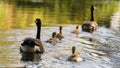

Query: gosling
left=71, top=25, right=80, bottom=34
left=47, top=32, right=57, bottom=43
left=56, top=26, right=64, bottom=40
left=68, top=46, right=83, bottom=62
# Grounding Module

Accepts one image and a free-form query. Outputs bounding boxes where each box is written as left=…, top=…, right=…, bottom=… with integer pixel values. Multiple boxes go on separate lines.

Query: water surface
left=0, top=0, right=120, bottom=68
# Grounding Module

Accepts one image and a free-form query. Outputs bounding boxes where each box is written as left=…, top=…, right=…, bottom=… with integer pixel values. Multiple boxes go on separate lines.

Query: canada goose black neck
left=90, top=5, right=94, bottom=21
left=36, top=18, right=41, bottom=39
left=59, top=26, right=62, bottom=33
left=72, top=46, right=76, bottom=54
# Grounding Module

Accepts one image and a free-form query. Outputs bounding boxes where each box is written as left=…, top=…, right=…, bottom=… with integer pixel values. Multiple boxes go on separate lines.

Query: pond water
left=0, top=26, right=120, bottom=68
left=0, top=0, right=120, bottom=68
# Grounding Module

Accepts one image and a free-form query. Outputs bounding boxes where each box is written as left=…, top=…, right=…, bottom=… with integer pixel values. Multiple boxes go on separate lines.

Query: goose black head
left=91, top=5, right=96, bottom=10
left=36, top=18, right=41, bottom=27
left=35, top=18, right=42, bottom=39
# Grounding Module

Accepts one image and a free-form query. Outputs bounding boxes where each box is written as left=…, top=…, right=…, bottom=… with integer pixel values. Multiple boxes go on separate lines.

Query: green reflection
left=0, top=0, right=119, bottom=30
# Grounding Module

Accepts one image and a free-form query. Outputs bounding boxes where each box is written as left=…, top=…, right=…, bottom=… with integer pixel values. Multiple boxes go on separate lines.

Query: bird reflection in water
left=20, top=52, right=42, bottom=63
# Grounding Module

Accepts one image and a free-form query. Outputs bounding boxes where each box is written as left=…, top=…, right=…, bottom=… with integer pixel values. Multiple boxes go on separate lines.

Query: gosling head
left=60, top=26, right=62, bottom=29
left=59, top=26, right=63, bottom=33
left=76, top=25, right=79, bottom=29
left=72, top=46, right=76, bottom=54
left=52, top=32, right=57, bottom=38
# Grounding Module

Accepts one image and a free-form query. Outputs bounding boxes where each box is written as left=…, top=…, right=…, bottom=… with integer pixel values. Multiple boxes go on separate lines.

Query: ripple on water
left=0, top=26, right=120, bottom=68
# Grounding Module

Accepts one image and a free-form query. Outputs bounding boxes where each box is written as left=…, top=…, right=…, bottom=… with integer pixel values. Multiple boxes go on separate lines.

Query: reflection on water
left=0, top=0, right=120, bottom=68
left=0, top=0, right=119, bottom=29
left=21, top=52, right=41, bottom=63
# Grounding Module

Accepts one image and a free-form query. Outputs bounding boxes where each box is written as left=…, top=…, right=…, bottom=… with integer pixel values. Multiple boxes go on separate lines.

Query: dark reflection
left=98, top=17, right=111, bottom=28
left=16, top=0, right=45, bottom=8
left=89, top=38, right=93, bottom=42
left=20, top=52, right=41, bottom=63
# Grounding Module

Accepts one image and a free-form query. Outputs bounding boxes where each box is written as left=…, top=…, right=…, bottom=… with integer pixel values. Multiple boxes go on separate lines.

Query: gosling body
left=57, top=26, right=64, bottom=40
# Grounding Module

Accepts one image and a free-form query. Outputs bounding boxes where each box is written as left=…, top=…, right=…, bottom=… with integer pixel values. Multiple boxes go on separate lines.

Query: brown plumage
left=20, top=18, right=45, bottom=54
left=47, top=32, right=57, bottom=43
left=68, top=46, right=83, bottom=62
left=71, top=25, right=80, bottom=34
left=82, top=5, right=98, bottom=33
left=56, top=26, right=64, bottom=40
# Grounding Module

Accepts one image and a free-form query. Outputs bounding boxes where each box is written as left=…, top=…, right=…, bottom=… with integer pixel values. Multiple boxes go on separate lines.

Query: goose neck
left=90, top=7, right=94, bottom=21
left=36, top=22, right=41, bottom=39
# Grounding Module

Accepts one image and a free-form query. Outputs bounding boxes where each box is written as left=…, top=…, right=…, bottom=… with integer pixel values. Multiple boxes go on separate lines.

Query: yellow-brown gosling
left=81, top=5, right=98, bottom=33
left=47, top=32, right=57, bottom=43
left=71, top=25, right=80, bottom=34
left=20, top=18, right=45, bottom=54
left=56, top=26, right=64, bottom=40
left=68, top=46, right=83, bottom=62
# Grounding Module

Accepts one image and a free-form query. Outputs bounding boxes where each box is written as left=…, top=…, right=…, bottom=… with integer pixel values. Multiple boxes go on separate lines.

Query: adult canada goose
left=20, top=18, right=45, bottom=54
left=81, top=5, right=98, bottom=33
left=47, top=32, right=57, bottom=43
left=71, top=25, right=80, bottom=34
left=56, top=26, right=64, bottom=40
left=68, top=46, right=83, bottom=62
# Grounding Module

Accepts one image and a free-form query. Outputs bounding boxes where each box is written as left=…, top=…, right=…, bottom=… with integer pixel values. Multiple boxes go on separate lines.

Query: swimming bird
left=47, top=32, right=57, bottom=43
left=56, top=26, right=64, bottom=40
left=20, top=18, right=45, bottom=54
left=71, top=25, right=80, bottom=34
left=68, top=46, right=83, bottom=62
left=81, top=5, right=98, bottom=33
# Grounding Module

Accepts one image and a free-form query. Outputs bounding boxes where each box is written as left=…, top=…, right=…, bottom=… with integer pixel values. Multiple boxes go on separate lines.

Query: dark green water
left=0, top=0, right=119, bottom=29
left=0, top=0, right=120, bottom=68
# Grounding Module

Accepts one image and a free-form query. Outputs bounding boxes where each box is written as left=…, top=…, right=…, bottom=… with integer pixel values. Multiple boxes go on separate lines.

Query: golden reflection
left=0, top=0, right=118, bottom=29
left=0, top=0, right=119, bottom=30
left=0, top=41, right=14, bottom=46
left=7, top=4, right=14, bottom=29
